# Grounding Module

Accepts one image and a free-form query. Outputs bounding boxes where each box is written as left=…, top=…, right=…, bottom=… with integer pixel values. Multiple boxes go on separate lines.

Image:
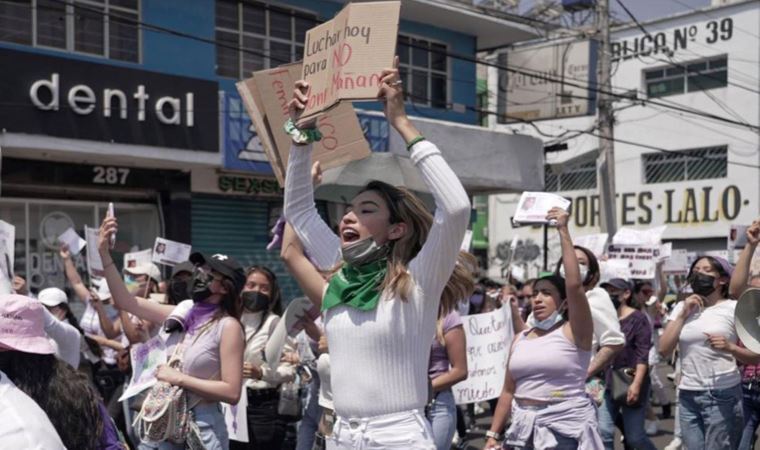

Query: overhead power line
left=41, top=0, right=760, bottom=133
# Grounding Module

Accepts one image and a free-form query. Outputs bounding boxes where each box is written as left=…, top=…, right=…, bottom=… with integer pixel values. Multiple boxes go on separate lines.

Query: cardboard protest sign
left=222, top=386, right=249, bottom=443
left=607, top=244, right=659, bottom=279
left=58, top=228, right=87, bottom=256
left=512, top=192, right=571, bottom=226
left=0, top=220, right=15, bottom=279
left=124, top=249, right=152, bottom=270
left=119, top=335, right=166, bottom=401
left=152, top=237, right=191, bottom=267
left=299, top=1, right=401, bottom=123
left=236, top=62, right=370, bottom=184
left=453, top=307, right=513, bottom=405
left=574, top=233, right=608, bottom=258
left=84, top=226, right=104, bottom=276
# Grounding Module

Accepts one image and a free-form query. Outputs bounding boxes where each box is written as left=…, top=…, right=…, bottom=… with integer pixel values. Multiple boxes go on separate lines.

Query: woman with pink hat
left=0, top=294, right=123, bottom=450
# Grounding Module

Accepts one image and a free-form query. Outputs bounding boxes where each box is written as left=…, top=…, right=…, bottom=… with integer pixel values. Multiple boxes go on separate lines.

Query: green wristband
left=406, top=135, right=426, bottom=151
left=284, top=118, right=322, bottom=145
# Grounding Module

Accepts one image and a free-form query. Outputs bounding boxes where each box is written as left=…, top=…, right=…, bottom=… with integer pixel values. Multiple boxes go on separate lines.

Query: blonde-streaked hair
left=357, top=181, right=476, bottom=315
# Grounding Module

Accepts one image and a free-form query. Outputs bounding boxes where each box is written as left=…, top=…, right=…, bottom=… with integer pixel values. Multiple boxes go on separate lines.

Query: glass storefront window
left=0, top=199, right=160, bottom=295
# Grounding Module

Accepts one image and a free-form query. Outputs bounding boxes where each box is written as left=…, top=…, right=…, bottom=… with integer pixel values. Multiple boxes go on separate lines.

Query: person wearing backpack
left=97, top=217, right=245, bottom=450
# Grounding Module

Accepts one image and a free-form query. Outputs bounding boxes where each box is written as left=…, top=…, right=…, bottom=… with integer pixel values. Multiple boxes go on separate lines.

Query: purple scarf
left=184, top=302, right=221, bottom=335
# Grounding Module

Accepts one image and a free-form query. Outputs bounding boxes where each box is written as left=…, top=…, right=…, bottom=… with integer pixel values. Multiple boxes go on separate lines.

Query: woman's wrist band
left=406, top=135, right=426, bottom=151
left=284, top=118, right=322, bottom=145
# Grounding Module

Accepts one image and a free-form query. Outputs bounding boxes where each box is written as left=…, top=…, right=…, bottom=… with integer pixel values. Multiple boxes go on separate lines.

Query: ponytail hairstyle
left=357, top=181, right=475, bottom=314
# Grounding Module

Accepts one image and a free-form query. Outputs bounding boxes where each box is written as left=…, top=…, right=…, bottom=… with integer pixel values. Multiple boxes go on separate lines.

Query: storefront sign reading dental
left=0, top=47, right=218, bottom=151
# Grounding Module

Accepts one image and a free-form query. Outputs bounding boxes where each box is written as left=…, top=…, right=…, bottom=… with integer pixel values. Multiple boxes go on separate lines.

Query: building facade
left=0, top=0, right=541, bottom=296
left=486, top=0, right=759, bottom=280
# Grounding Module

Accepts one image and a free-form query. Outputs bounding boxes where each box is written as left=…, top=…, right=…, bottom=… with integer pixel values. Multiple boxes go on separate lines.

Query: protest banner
left=58, top=228, right=86, bottom=256
left=512, top=192, right=571, bottom=226
left=152, top=237, right=191, bottom=267
left=728, top=224, right=749, bottom=263
left=222, top=386, right=249, bottom=443
left=612, top=226, right=667, bottom=246
left=298, top=1, right=401, bottom=124
left=659, top=242, right=672, bottom=262
left=600, top=258, right=633, bottom=282
left=84, top=226, right=103, bottom=277
left=453, top=307, right=513, bottom=405
left=663, top=248, right=689, bottom=275
left=237, top=62, right=370, bottom=184
left=124, top=249, right=152, bottom=269
left=0, top=220, right=15, bottom=279
left=574, top=233, right=609, bottom=258
left=607, top=244, right=659, bottom=279
left=119, top=335, right=166, bottom=401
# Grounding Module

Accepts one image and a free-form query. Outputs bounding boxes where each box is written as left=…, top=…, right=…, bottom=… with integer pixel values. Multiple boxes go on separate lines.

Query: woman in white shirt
left=282, top=59, right=471, bottom=449
left=231, top=265, right=296, bottom=450
left=660, top=255, right=760, bottom=450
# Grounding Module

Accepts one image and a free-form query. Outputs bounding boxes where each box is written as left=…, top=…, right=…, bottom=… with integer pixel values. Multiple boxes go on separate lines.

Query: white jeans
left=326, top=409, right=435, bottom=450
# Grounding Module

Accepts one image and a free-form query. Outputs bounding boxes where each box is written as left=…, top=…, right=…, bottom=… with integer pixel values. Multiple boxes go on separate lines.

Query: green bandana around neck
left=322, top=259, right=388, bottom=312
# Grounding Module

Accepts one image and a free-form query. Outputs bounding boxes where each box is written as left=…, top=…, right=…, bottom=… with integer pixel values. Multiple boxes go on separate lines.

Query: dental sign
left=29, top=74, right=196, bottom=126
left=0, top=48, right=218, bottom=151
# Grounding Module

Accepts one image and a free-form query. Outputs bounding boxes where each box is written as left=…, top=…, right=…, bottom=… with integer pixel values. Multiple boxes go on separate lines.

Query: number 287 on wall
left=93, top=166, right=130, bottom=185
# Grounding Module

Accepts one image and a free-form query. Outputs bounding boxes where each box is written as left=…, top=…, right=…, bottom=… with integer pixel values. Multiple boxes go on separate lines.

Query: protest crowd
left=1, top=7, right=759, bottom=449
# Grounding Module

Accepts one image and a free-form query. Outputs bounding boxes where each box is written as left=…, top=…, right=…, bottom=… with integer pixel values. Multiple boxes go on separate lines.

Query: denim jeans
left=297, top=374, right=322, bottom=450
left=739, top=381, right=760, bottom=450
left=597, top=389, right=657, bottom=450
left=138, top=403, right=229, bottom=450
left=508, top=430, right=578, bottom=450
left=425, top=390, right=457, bottom=450
left=679, top=384, right=743, bottom=450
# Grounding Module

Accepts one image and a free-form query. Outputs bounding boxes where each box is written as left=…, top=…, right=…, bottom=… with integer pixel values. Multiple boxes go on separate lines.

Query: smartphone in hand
left=107, top=202, right=115, bottom=249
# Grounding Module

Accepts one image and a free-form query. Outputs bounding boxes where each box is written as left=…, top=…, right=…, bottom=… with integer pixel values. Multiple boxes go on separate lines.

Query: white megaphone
left=735, top=288, right=760, bottom=353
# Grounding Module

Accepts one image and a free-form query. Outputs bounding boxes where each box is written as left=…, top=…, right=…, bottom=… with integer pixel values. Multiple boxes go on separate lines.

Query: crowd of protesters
left=2, top=61, right=760, bottom=450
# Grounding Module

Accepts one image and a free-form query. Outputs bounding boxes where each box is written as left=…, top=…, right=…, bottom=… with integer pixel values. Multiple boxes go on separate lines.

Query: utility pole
left=596, top=0, right=617, bottom=238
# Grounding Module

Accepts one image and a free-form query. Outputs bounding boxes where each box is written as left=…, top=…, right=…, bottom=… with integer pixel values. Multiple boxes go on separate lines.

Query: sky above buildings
left=518, top=0, right=712, bottom=22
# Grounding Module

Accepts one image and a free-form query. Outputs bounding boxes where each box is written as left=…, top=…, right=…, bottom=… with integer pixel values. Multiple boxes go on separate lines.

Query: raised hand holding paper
left=298, top=1, right=401, bottom=124
left=58, top=228, right=87, bottom=256
left=152, top=237, right=191, bottom=266
left=124, top=248, right=152, bottom=269
left=512, top=192, right=571, bottom=226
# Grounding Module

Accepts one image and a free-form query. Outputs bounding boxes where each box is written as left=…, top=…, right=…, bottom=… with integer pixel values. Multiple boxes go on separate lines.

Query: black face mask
left=690, top=272, right=717, bottom=296
left=191, top=271, right=213, bottom=303
left=169, top=279, right=190, bottom=303
left=242, top=291, right=270, bottom=313
left=610, top=294, right=621, bottom=310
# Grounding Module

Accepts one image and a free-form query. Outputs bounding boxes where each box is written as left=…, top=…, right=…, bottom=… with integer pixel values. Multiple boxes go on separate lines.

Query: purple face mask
left=470, top=293, right=484, bottom=307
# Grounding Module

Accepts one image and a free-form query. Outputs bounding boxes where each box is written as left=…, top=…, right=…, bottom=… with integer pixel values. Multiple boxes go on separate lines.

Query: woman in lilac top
left=598, top=278, right=656, bottom=450
left=485, top=208, right=601, bottom=450
left=98, top=217, right=246, bottom=450
left=427, top=307, right=467, bottom=450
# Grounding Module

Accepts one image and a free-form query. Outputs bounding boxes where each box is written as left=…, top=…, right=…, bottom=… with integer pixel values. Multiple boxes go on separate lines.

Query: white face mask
left=533, top=309, right=565, bottom=330
left=559, top=264, right=588, bottom=283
